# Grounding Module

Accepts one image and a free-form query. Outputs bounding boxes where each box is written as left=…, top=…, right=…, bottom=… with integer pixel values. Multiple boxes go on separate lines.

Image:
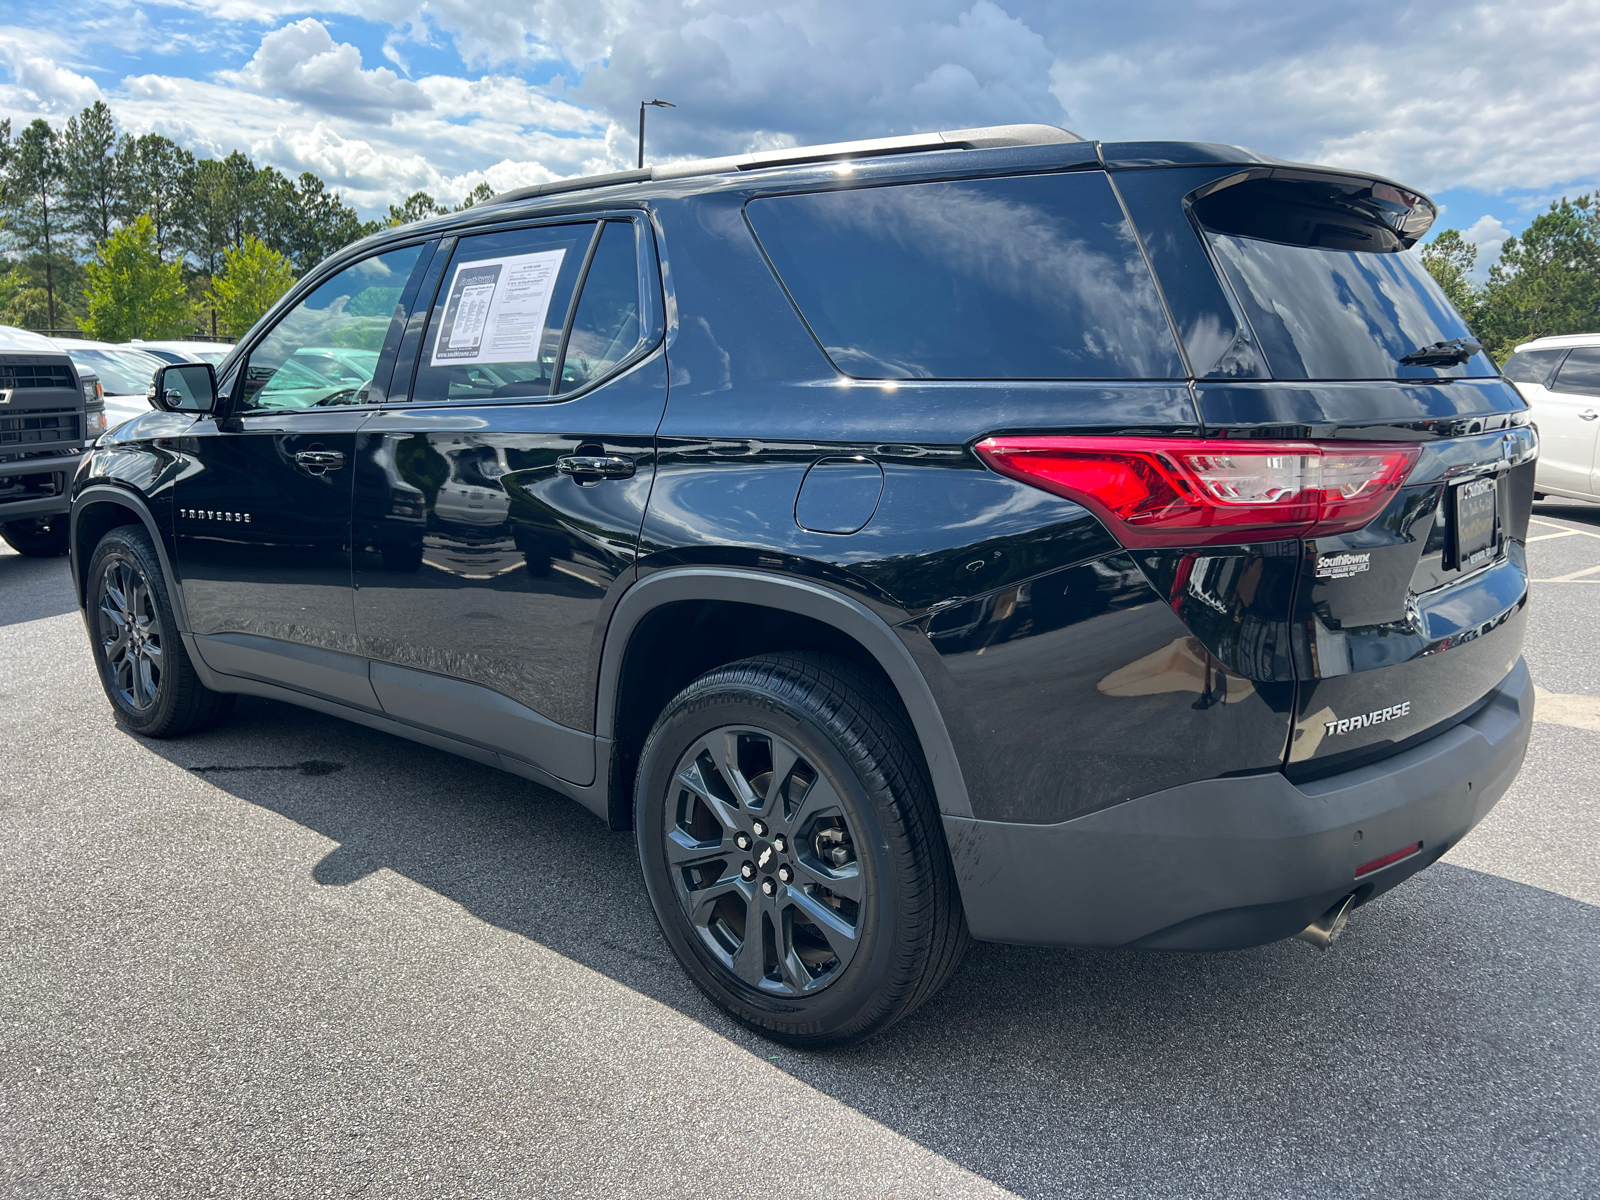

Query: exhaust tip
left=1293, top=894, right=1357, bottom=952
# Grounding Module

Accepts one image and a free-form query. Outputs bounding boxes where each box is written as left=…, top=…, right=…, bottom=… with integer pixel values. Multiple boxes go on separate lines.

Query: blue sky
left=3, top=0, right=1597, bottom=277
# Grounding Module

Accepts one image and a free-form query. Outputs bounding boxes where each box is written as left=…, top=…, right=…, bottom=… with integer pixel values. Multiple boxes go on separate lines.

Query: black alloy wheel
left=86, top=526, right=234, bottom=738
left=636, top=652, right=968, bottom=1047
left=97, top=555, right=164, bottom=714
left=666, top=725, right=864, bottom=995
left=0, top=516, right=71, bottom=557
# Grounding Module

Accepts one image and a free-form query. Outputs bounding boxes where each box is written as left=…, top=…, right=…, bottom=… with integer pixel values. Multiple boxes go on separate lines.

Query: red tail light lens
left=1355, top=841, right=1424, bottom=879
left=973, top=436, right=1421, bottom=547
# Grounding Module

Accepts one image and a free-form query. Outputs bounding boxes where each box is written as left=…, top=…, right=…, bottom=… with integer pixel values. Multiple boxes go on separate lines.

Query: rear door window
left=556, top=221, right=647, bottom=394
left=746, top=172, right=1183, bottom=380
left=412, top=223, right=595, bottom=403
left=1551, top=347, right=1600, bottom=396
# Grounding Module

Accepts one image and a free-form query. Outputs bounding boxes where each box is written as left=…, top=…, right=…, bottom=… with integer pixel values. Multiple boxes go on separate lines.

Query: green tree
left=82, top=213, right=192, bottom=340
left=455, top=181, right=495, bottom=211
left=289, top=173, right=371, bottom=270
left=8, top=119, right=71, bottom=329
left=206, top=234, right=295, bottom=336
left=1475, top=196, right=1600, bottom=360
left=122, top=133, right=194, bottom=257
left=61, top=101, right=125, bottom=244
left=386, top=191, right=447, bottom=227
left=1421, top=229, right=1479, bottom=316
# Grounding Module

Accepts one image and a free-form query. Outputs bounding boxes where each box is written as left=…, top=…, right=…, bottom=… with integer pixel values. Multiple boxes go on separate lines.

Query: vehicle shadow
left=0, top=550, right=79, bottom=627
left=140, top=696, right=1599, bottom=1200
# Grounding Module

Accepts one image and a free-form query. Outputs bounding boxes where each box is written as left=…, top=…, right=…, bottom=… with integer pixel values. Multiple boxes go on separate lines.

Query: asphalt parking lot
left=2, top=503, right=1597, bottom=1199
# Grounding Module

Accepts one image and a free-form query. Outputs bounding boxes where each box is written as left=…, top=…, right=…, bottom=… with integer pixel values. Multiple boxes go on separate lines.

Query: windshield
left=66, top=347, right=165, bottom=395
left=194, top=349, right=231, bottom=365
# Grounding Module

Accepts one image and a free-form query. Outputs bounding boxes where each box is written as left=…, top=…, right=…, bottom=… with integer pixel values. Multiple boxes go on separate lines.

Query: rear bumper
left=944, top=656, right=1533, bottom=950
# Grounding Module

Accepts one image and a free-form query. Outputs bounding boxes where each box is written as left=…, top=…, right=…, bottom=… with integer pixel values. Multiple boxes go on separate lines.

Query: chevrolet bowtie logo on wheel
left=181, top=509, right=251, bottom=523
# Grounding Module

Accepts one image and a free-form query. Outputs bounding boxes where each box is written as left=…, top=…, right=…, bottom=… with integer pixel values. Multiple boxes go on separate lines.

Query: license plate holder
left=1450, top=475, right=1499, bottom=571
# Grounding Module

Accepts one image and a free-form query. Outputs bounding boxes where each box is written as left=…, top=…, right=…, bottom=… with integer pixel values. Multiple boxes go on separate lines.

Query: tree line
left=0, top=101, right=493, bottom=342
left=1422, top=196, right=1600, bottom=362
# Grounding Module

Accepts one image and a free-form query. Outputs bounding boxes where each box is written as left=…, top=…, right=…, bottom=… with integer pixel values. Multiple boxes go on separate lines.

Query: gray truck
left=0, top=326, right=105, bottom=557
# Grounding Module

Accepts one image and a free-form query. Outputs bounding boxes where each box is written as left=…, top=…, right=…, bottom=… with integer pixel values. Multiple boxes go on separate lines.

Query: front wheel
left=1, top=516, right=70, bottom=557
left=636, top=652, right=967, bottom=1047
left=86, top=526, right=234, bottom=737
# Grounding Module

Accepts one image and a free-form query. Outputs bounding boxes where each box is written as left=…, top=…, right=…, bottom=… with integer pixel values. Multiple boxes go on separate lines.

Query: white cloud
left=0, top=26, right=102, bottom=116
left=220, top=17, right=431, bottom=118
left=1461, top=214, right=1513, bottom=283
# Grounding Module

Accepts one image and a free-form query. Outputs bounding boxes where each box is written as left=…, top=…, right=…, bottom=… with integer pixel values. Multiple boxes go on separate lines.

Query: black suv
left=70, top=125, right=1535, bottom=1047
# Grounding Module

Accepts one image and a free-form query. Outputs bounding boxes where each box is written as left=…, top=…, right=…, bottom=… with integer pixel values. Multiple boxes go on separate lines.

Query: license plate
left=1452, top=475, right=1499, bottom=570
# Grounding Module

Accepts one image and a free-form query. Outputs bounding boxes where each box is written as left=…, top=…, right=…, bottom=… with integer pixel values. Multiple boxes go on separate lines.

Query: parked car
left=49, top=338, right=166, bottom=430
left=68, top=126, right=1536, bottom=1047
left=1501, top=333, right=1600, bottom=503
left=121, top=339, right=235, bottom=366
left=0, top=326, right=104, bottom=556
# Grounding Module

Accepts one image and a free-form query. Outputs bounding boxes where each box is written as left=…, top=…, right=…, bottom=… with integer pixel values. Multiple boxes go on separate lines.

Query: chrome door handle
left=1580, top=409, right=1598, bottom=421
left=556, top=454, right=635, bottom=479
left=295, top=448, right=346, bottom=474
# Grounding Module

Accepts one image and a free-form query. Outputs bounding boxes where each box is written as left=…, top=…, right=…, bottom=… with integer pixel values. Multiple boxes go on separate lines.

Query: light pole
left=638, top=99, right=675, bottom=169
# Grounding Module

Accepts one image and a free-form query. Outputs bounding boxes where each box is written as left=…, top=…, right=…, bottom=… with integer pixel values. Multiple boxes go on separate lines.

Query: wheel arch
left=70, top=487, right=187, bottom=630
left=596, top=568, right=973, bottom=830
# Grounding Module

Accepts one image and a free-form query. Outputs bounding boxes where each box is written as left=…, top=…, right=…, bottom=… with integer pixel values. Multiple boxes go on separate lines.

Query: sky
left=2, top=0, right=1598, bottom=277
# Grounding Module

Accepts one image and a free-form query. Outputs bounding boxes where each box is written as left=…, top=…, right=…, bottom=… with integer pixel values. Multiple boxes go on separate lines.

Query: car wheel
left=0, top=516, right=71, bottom=557
left=635, top=652, right=968, bottom=1047
left=86, top=526, right=234, bottom=737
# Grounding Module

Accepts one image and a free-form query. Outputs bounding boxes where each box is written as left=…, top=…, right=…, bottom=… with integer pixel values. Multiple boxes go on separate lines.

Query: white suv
left=1503, top=333, right=1600, bottom=502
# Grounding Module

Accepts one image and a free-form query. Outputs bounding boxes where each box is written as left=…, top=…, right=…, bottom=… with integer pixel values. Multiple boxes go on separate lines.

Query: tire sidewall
left=636, top=680, right=903, bottom=1039
left=87, top=531, right=180, bottom=735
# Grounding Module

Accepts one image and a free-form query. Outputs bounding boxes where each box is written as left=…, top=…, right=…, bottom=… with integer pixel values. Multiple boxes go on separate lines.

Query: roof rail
left=484, top=123, right=1083, bottom=209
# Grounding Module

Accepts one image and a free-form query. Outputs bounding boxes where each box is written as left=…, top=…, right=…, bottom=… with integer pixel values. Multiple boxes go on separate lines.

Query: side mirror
left=150, top=362, right=218, bottom=414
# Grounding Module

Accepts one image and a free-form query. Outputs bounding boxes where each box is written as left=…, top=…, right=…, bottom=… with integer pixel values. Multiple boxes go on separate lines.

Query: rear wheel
left=86, top=526, right=234, bottom=737
left=1, top=516, right=70, bottom=557
left=636, top=652, right=967, bottom=1047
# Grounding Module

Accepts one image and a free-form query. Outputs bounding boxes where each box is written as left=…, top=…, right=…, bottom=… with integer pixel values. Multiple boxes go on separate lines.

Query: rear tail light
left=973, top=436, right=1421, bottom=547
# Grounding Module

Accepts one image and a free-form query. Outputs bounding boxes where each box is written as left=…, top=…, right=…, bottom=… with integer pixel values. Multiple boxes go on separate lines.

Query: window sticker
left=430, top=248, right=567, bottom=366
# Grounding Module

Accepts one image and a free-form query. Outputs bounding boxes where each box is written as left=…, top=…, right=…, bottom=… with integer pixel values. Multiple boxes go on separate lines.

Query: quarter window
left=1501, top=348, right=1568, bottom=386
left=556, top=221, right=646, bottom=394
left=238, top=244, right=426, bottom=413
left=746, top=172, right=1183, bottom=380
left=1552, top=347, right=1600, bottom=397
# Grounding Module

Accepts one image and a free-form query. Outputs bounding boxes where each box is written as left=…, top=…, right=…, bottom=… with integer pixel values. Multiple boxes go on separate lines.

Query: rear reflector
left=973, top=436, right=1421, bottom=548
left=1354, top=841, right=1424, bottom=879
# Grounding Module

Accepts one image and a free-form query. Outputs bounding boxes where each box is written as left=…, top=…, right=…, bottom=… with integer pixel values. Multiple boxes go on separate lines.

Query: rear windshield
left=747, top=172, right=1183, bottom=380
left=1195, top=177, right=1495, bottom=381
left=1502, top=348, right=1568, bottom=385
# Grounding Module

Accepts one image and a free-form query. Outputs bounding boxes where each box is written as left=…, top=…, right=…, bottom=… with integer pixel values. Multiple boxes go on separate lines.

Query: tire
left=85, top=525, right=234, bottom=737
left=635, top=652, right=968, bottom=1047
left=1, top=516, right=71, bottom=557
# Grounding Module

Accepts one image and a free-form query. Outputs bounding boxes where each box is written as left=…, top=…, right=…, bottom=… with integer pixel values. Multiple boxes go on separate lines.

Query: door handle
left=295, top=448, right=346, bottom=475
left=1580, top=409, right=1598, bottom=421
left=556, top=454, right=636, bottom=479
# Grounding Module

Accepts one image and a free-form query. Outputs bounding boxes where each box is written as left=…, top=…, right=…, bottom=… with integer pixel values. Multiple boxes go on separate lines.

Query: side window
left=412, top=223, right=595, bottom=403
left=1502, top=348, right=1568, bottom=386
left=1551, top=348, right=1600, bottom=397
left=239, top=244, right=426, bottom=413
left=745, top=172, right=1183, bottom=380
left=557, top=221, right=645, bottom=394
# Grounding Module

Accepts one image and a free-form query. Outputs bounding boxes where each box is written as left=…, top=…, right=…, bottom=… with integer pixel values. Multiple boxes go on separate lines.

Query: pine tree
left=9, top=120, right=71, bottom=330
left=61, top=101, right=125, bottom=244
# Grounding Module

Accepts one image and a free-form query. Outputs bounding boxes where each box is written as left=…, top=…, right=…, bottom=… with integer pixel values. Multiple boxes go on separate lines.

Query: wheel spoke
left=715, top=731, right=760, bottom=810
left=664, top=826, right=728, bottom=870
left=774, top=909, right=814, bottom=993
left=676, top=755, right=743, bottom=831
left=784, top=770, right=845, bottom=832
left=791, top=856, right=863, bottom=901
left=686, top=873, right=749, bottom=927
left=767, top=739, right=801, bottom=808
left=730, top=901, right=769, bottom=985
left=786, top=886, right=858, bottom=960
